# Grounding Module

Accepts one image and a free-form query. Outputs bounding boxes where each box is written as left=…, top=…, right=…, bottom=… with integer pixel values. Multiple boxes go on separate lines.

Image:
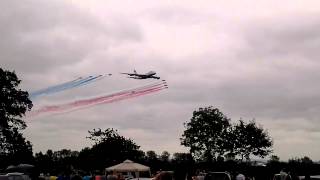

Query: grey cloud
left=196, top=14, right=320, bottom=121
left=142, top=6, right=211, bottom=25
left=0, top=0, right=142, bottom=75
left=243, top=14, right=320, bottom=62
left=5, top=1, right=320, bottom=160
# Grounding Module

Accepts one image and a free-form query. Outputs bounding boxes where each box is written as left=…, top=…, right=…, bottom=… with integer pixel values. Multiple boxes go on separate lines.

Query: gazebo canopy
left=5, top=164, right=35, bottom=174
left=106, top=160, right=150, bottom=172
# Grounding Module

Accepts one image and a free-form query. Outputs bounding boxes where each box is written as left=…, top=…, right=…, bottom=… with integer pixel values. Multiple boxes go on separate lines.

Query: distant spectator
left=38, top=174, right=46, bottom=180
left=236, top=173, right=245, bottom=180
left=83, top=175, right=91, bottom=180
left=304, top=174, right=311, bottom=180
left=71, top=175, right=82, bottom=180
left=57, top=175, right=64, bottom=180
left=94, top=175, right=102, bottom=180
left=154, top=172, right=174, bottom=180
left=106, top=174, right=117, bottom=180
left=45, top=174, right=50, bottom=180
left=273, top=169, right=291, bottom=180
left=280, top=169, right=291, bottom=180
left=50, top=176, right=58, bottom=180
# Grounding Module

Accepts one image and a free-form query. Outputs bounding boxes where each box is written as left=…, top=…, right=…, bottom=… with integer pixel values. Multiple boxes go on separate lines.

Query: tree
left=172, top=153, right=194, bottom=179
left=146, top=150, right=158, bottom=161
left=268, top=155, right=280, bottom=163
left=77, top=147, right=95, bottom=172
left=289, top=156, right=313, bottom=164
left=172, top=153, right=193, bottom=163
left=34, top=150, right=55, bottom=174
left=230, top=120, right=273, bottom=161
left=160, top=151, right=170, bottom=162
left=86, top=128, right=144, bottom=170
left=0, top=68, right=33, bottom=167
left=53, top=149, right=79, bottom=174
left=181, top=106, right=230, bottom=161
left=301, top=156, right=313, bottom=164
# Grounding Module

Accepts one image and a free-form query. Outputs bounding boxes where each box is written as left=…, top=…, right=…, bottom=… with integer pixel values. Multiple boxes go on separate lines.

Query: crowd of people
left=11, top=169, right=319, bottom=180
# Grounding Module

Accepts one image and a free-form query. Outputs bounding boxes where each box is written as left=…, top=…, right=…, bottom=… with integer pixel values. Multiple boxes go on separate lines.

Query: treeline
left=32, top=148, right=192, bottom=176
left=31, top=128, right=193, bottom=178
left=28, top=129, right=320, bottom=179
left=31, top=149, right=320, bottom=180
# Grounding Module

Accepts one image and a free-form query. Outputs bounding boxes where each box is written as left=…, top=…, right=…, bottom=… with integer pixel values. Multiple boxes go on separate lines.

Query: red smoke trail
left=55, top=85, right=165, bottom=111
left=83, top=86, right=166, bottom=107
left=30, top=86, right=165, bottom=116
left=28, top=83, right=167, bottom=117
left=38, top=82, right=164, bottom=110
left=56, top=86, right=166, bottom=115
left=63, top=82, right=165, bottom=108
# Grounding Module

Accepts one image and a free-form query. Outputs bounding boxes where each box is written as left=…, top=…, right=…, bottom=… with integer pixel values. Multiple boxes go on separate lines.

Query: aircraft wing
left=128, top=75, right=160, bottom=79
left=128, top=76, right=144, bottom=79
left=121, top=73, right=136, bottom=76
left=121, top=72, right=161, bottom=79
left=122, top=73, right=148, bottom=78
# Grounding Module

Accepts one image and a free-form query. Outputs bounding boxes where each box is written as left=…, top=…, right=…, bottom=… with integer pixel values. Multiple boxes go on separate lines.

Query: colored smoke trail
left=29, top=86, right=166, bottom=116
left=70, top=75, right=103, bottom=88
left=66, top=81, right=166, bottom=107
left=55, top=86, right=166, bottom=115
left=29, top=77, right=84, bottom=98
left=30, top=75, right=106, bottom=99
left=67, top=82, right=166, bottom=107
left=69, top=85, right=166, bottom=108
left=34, top=83, right=165, bottom=113
left=28, top=82, right=167, bottom=117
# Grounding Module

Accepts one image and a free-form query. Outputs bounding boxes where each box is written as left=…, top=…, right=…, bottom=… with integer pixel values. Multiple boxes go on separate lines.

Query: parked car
left=0, top=175, right=9, bottom=180
left=9, top=173, right=31, bottom=180
left=0, top=173, right=30, bottom=180
left=299, top=175, right=320, bottom=180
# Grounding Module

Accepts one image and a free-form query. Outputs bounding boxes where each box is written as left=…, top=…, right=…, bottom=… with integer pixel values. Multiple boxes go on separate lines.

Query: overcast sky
left=2, top=0, right=320, bottom=161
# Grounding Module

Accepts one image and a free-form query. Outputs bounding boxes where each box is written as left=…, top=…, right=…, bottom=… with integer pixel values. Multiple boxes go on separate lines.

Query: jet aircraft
left=121, top=70, right=160, bottom=79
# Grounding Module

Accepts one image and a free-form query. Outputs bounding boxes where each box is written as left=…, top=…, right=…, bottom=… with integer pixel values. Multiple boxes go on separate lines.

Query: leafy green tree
left=230, top=120, right=273, bottom=161
left=172, top=153, right=193, bottom=163
left=53, top=149, right=79, bottom=174
left=146, top=150, right=158, bottom=161
left=34, top=149, right=80, bottom=175
left=34, top=150, right=55, bottom=174
left=181, top=106, right=230, bottom=161
left=0, top=68, right=33, bottom=167
left=172, top=153, right=194, bottom=179
left=77, top=147, right=94, bottom=172
left=301, top=156, right=313, bottom=164
left=160, top=151, right=170, bottom=162
left=268, top=155, right=280, bottom=163
left=86, top=128, right=144, bottom=170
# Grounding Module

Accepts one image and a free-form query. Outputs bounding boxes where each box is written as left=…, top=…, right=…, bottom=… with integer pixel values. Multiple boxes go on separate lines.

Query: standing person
left=279, top=169, right=291, bottom=180
left=154, top=172, right=174, bottom=180
left=304, top=174, right=311, bottom=180
left=106, top=174, right=117, bottom=180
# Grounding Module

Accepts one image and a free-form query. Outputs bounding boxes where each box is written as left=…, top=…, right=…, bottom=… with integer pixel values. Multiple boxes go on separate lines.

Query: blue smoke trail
left=30, top=75, right=103, bottom=99
left=70, top=75, right=103, bottom=88
left=38, top=76, right=95, bottom=95
left=30, top=77, right=85, bottom=98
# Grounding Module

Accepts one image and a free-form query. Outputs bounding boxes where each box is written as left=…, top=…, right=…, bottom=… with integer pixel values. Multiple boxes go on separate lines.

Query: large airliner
left=121, top=70, right=160, bottom=79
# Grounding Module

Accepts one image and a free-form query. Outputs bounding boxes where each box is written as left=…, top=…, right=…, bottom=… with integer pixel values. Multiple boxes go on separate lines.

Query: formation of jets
left=121, top=70, right=161, bottom=80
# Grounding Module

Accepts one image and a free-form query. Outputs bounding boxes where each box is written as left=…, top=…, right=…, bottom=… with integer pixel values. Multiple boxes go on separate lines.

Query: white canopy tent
left=105, top=160, right=150, bottom=178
